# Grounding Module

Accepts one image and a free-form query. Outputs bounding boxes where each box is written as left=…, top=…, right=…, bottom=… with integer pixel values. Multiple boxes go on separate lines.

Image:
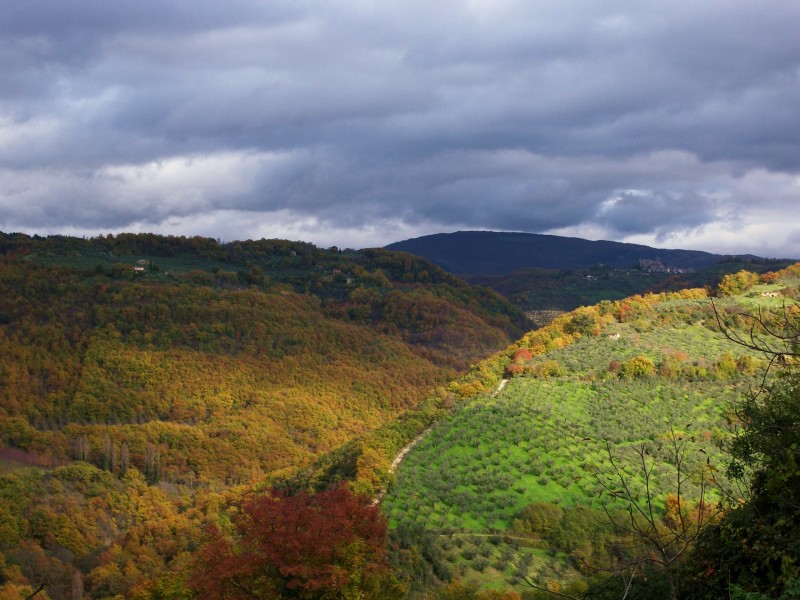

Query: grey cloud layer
left=1, top=0, right=799, bottom=255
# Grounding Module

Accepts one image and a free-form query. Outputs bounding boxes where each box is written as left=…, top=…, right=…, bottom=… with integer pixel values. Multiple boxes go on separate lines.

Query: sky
left=1, top=0, right=799, bottom=257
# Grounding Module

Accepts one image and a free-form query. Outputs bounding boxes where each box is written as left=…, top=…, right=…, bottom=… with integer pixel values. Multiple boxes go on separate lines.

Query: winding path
left=493, top=377, right=509, bottom=397
left=373, top=377, right=510, bottom=504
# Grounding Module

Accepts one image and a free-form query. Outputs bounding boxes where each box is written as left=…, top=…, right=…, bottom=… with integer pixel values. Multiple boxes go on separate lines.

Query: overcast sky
left=2, top=0, right=799, bottom=256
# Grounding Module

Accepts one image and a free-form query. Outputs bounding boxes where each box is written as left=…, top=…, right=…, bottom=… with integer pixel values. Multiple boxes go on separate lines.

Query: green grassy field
left=382, top=291, right=777, bottom=591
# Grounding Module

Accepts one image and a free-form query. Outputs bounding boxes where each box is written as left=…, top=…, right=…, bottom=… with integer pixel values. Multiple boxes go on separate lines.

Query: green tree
left=716, top=270, right=760, bottom=297
left=592, top=432, right=721, bottom=600
left=685, top=303, right=800, bottom=598
left=564, top=308, right=599, bottom=337
left=685, top=370, right=800, bottom=598
left=618, top=356, right=656, bottom=379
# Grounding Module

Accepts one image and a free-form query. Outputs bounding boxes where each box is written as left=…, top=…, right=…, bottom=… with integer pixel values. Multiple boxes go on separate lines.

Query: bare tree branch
left=521, top=575, right=584, bottom=600
left=594, top=429, right=724, bottom=600
left=24, top=584, right=45, bottom=600
left=711, top=299, right=800, bottom=359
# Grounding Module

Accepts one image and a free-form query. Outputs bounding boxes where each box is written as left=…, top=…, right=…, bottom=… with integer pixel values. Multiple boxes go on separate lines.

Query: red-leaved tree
left=191, top=486, right=397, bottom=599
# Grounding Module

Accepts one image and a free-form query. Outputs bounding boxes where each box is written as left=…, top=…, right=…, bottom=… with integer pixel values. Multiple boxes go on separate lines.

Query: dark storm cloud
left=1, top=0, right=799, bottom=256
left=593, top=191, right=719, bottom=237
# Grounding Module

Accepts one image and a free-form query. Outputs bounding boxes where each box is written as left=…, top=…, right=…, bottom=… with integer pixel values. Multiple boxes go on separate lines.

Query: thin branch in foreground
left=24, top=584, right=45, bottom=600
left=711, top=299, right=800, bottom=359
left=521, top=575, right=584, bottom=600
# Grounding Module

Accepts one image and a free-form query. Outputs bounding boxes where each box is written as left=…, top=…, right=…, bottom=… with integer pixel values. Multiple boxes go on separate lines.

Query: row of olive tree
left=524, top=297, right=800, bottom=600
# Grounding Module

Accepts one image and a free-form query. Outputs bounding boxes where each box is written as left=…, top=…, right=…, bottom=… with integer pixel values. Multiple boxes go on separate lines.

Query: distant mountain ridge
left=386, top=231, right=752, bottom=275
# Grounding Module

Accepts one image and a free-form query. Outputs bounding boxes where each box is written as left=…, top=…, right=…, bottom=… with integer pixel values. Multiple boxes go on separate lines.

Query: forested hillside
left=468, top=259, right=794, bottom=321
left=388, top=231, right=795, bottom=325
left=386, top=231, right=742, bottom=275
left=0, top=232, right=524, bottom=599
left=1, top=232, right=798, bottom=600
left=384, top=264, right=800, bottom=598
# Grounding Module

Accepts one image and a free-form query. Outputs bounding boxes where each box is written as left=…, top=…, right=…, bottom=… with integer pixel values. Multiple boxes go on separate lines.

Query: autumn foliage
left=191, top=486, right=396, bottom=599
left=716, top=269, right=760, bottom=297
left=0, top=233, right=526, bottom=598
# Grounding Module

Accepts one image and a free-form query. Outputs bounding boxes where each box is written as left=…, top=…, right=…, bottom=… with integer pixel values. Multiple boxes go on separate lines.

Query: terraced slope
left=383, top=276, right=799, bottom=593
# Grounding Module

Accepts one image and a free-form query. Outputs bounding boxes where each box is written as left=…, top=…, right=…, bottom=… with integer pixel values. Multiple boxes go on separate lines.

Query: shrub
left=618, top=355, right=656, bottom=379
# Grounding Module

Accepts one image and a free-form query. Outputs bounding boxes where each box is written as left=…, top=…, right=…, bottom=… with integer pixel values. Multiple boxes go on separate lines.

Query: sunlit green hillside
left=383, top=270, right=800, bottom=596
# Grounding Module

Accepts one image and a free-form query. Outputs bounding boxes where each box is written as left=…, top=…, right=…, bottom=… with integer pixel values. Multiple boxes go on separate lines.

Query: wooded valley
left=1, top=232, right=798, bottom=599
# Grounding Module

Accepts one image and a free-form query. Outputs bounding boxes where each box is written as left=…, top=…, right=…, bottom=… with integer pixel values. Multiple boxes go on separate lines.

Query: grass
left=384, top=375, right=740, bottom=526
left=382, top=293, right=781, bottom=591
